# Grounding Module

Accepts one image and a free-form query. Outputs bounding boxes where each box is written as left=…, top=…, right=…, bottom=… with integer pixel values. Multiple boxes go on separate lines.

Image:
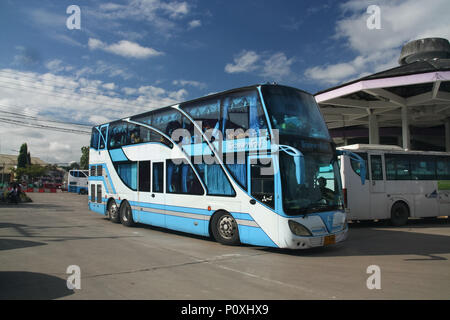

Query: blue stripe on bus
left=129, top=200, right=255, bottom=222
left=89, top=198, right=279, bottom=247
left=88, top=176, right=110, bottom=194
left=89, top=202, right=106, bottom=215
left=238, top=225, right=278, bottom=248
left=109, top=148, right=128, bottom=162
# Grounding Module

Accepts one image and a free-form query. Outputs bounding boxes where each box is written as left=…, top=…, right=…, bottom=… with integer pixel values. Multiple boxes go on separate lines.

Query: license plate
left=324, top=235, right=336, bottom=246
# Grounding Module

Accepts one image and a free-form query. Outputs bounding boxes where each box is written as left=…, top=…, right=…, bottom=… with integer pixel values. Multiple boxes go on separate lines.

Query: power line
left=0, top=117, right=91, bottom=135
left=0, top=79, right=146, bottom=111
left=0, top=103, right=92, bottom=127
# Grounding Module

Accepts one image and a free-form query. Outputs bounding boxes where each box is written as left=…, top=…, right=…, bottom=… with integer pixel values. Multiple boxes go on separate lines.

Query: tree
left=80, top=146, right=89, bottom=170
left=17, top=143, right=29, bottom=168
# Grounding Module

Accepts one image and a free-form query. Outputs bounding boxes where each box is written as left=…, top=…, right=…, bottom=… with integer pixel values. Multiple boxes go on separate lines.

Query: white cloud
left=172, top=79, right=206, bottom=89
left=225, top=50, right=295, bottom=81
left=188, top=19, right=202, bottom=29
left=45, top=59, right=74, bottom=73
left=304, top=0, right=450, bottom=85
left=93, top=0, right=190, bottom=34
left=262, top=53, right=295, bottom=79
left=102, top=82, right=116, bottom=90
left=88, top=38, right=163, bottom=59
left=225, top=50, right=261, bottom=74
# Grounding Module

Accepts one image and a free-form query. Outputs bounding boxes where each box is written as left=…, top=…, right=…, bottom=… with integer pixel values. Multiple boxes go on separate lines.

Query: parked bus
left=88, top=84, right=364, bottom=249
left=339, top=144, right=450, bottom=226
left=68, top=169, right=89, bottom=194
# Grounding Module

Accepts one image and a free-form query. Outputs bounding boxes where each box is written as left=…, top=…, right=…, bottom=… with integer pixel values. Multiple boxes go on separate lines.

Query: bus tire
left=390, top=202, right=409, bottom=226
left=107, top=199, right=120, bottom=223
left=120, top=200, right=136, bottom=227
left=211, top=211, right=240, bottom=245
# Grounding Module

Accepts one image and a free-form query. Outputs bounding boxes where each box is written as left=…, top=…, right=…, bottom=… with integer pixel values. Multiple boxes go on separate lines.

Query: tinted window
left=96, top=184, right=102, bottom=203
left=181, top=99, right=220, bottom=135
left=410, top=156, right=436, bottom=180
left=100, top=126, right=107, bottom=149
left=224, top=152, right=247, bottom=190
left=152, top=162, right=164, bottom=193
left=109, top=121, right=172, bottom=149
left=114, top=162, right=137, bottom=190
left=90, top=166, right=96, bottom=177
left=370, top=155, right=383, bottom=180
left=437, top=157, right=450, bottom=180
left=250, top=160, right=275, bottom=209
left=261, top=85, right=330, bottom=140
left=139, top=161, right=151, bottom=192
left=166, top=159, right=203, bottom=195
left=194, top=162, right=235, bottom=196
left=386, top=154, right=411, bottom=180
left=90, top=127, right=100, bottom=149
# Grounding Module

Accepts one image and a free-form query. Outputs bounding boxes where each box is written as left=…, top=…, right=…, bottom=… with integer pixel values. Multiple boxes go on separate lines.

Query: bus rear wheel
left=390, top=202, right=409, bottom=226
left=211, top=211, right=240, bottom=245
left=108, top=200, right=120, bottom=223
left=120, top=200, right=136, bottom=227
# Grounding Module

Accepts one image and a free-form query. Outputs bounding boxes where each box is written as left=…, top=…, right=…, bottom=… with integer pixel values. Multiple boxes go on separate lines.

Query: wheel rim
left=218, top=215, right=236, bottom=240
left=122, top=205, right=131, bottom=222
left=109, top=203, right=118, bottom=219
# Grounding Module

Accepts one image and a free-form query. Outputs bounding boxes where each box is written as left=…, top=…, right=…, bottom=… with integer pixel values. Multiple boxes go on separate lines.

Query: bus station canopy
left=315, top=58, right=450, bottom=151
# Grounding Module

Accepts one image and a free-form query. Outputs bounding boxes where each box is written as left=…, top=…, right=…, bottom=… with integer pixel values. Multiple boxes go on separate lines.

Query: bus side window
left=90, top=128, right=100, bottom=150
left=437, top=157, right=450, bottom=180
left=250, top=160, right=275, bottom=209
left=139, top=161, right=151, bottom=192
left=370, top=155, right=383, bottom=180
left=166, top=159, right=203, bottom=195
left=152, top=162, right=164, bottom=193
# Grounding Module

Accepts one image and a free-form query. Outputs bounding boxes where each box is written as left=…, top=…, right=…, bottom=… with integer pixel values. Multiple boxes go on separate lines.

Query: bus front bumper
left=283, top=227, right=348, bottom=249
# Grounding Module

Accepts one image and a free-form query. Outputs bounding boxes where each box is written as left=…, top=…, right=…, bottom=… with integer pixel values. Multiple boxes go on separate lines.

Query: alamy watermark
left=366, top=265, right=381, bottom=290
left=66, top=265, right=81, bottom=290
left=66, top=5, right=81, bottom=30
left=366, top=5, right=381, bottom=30
left=168, top=124, right=279, bottom=176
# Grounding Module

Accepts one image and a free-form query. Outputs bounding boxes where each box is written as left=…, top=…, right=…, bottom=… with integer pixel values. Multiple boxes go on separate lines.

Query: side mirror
left=336, top=150, right=366, bottom=185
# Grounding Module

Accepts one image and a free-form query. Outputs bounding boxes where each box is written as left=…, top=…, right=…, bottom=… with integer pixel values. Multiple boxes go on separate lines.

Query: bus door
left=368, top=153, right=386, bottom=219
left=244, top=154, right=279, bottom=245
left=137, top=161, right=165, bottom=228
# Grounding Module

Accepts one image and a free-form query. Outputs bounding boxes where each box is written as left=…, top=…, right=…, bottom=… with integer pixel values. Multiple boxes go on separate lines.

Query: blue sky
left=0, top=0, right=449, bottom=163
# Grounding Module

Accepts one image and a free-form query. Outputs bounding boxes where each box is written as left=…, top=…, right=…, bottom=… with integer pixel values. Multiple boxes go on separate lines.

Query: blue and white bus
left=68, top=169, right=89, bottom=194
left=88, top=84, right=364, bottom=249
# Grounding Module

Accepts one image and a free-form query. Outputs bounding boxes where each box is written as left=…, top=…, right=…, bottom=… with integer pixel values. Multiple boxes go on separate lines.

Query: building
left=0, top=154, right=49, bottom=187
left=315, top=38, right=450, bottom=151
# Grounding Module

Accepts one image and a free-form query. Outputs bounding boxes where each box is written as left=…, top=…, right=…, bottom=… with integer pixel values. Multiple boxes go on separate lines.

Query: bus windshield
left=279, top=151, right=343, bottom=215
left=261, top=85, right=330, bottom=140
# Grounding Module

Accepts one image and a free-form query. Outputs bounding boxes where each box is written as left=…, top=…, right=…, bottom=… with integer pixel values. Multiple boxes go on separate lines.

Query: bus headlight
left=288, top=220, right=312, bottom=236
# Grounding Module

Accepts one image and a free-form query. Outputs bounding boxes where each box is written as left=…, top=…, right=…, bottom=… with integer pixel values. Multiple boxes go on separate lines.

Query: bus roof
left=92, top=83, right=314, bottom=128
left=338, top=144, right=450, bottom=156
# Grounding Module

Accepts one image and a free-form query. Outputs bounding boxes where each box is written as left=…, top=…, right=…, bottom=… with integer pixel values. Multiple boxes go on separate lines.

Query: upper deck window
left=261, top=86, right=330, bottom=140
left=90, top=127, right=100, bottom=149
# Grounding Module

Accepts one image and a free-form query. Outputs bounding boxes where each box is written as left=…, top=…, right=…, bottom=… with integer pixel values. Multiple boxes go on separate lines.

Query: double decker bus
left=68, top=169, right=89, bottom=194
left=88, top=84, right=364, bottom=249
left=339, top=144, right=450, bottom=226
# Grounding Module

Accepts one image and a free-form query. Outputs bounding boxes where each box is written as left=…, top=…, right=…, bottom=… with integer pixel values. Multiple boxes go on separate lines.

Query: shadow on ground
left=0, top=238, right=47, bottom=251
left=260, top=221, right=450, bottom=259
left=0, top=271, right=74, bottom=299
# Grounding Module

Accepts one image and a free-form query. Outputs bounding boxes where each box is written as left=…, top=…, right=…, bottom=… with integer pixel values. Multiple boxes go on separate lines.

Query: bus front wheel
left=211, top=211, right=240, bottom=246
left=390, top=202, right=409, bottom=226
